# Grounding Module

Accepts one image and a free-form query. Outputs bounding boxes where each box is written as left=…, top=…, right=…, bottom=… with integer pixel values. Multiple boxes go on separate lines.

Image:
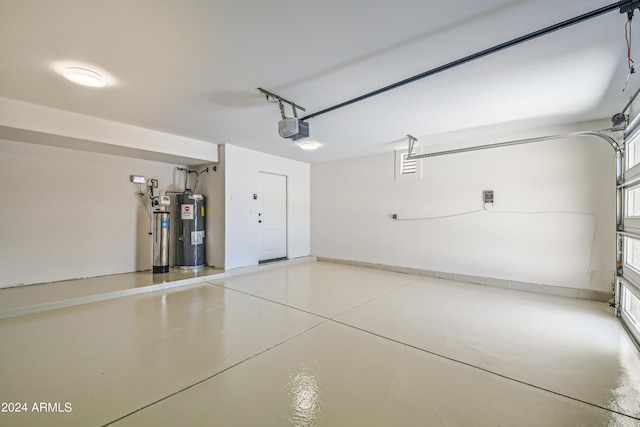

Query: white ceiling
left=0, top=0, right=637, bottom=163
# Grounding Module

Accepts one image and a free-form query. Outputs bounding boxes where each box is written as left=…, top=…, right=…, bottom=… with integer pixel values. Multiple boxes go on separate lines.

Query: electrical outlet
left=131, top=175, right=146, bottom=184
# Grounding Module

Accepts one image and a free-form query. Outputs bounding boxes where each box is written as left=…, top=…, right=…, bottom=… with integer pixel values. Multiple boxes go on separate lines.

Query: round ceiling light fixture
left=62, top=66, right=107, bottom=87
left=297, top=141, right=321, bottom=151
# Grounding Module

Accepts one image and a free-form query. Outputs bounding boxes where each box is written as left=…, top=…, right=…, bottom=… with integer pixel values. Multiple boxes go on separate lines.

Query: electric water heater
left=175, top=192, right=206, bottom=269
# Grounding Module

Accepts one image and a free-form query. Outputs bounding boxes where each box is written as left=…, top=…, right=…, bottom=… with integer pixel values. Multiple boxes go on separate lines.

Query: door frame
left=257, top=171, right=288, bottom=262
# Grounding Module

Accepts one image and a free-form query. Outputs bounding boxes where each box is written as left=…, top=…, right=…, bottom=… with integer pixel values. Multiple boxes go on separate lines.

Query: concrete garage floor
left=1, top=260, right=639, bottom=426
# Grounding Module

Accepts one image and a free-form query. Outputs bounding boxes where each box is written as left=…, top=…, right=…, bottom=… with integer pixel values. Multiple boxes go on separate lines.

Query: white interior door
left=258, top=172, right=287, bottom=262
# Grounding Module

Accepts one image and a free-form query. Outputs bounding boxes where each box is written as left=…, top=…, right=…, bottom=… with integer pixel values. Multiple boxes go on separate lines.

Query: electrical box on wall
left=131, top=175, right=146, bottom=184
left=483, top=190, right=494, bottom=204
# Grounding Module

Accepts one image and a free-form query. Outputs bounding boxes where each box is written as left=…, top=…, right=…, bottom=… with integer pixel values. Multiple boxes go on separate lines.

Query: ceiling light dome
left=298, top=141, right=321, bottom=151
left=63, top=67, right=106, bottom=87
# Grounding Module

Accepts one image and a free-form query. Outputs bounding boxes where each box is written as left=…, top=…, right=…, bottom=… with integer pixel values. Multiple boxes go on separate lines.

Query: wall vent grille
left=395, top=148, right=421, bottom=180
left=401, top=153, right=417, bottom=175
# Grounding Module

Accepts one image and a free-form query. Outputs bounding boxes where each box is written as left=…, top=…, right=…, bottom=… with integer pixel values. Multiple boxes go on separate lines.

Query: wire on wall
left=392, top=209, right=485, bottom=221
left=625, top=12, right=636, bottom=91
left=135, top=182, right=153, bottom=234
left=392, top=207, right=596, bottom=221
left=392, top=207, right=599, bottom=282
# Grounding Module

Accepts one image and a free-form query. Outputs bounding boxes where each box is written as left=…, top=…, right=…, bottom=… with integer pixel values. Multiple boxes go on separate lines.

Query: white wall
left=0, top=139, right=186, bottom=287
left=311, top=131, right=616, bottom=293
left=224, top=144, right=310, bottom=270
left=196, top=146, right=226, bottom=270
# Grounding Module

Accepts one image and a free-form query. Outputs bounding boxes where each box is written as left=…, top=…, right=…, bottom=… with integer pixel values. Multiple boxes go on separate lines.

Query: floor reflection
left=287, top=360, right=323, bottom=427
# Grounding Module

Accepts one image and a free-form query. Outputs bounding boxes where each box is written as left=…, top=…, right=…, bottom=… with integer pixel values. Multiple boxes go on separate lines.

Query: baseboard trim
left=316, top=257, right=612, bottom=302
left=0, top=256, right=318, bottom=320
